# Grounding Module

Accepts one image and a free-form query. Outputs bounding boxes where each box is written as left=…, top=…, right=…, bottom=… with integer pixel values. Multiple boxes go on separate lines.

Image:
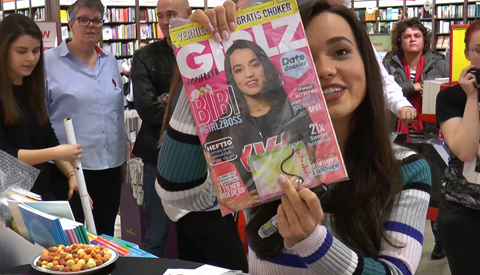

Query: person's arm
left=438, top=66, right=479, bottom=162
left=285, top=154, right=431, bottom=274
left=382, top=54, right=417, bottom=98
left=131, top=50, right=167, bottom=125
left=54, top=159, right=78, bottom=199
left=156, top=88, right=219, bottom=211
left=373, top=45, right=413, bottom=114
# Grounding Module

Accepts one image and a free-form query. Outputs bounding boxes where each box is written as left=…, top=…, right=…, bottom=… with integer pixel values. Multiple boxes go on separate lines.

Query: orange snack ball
left=47, top=256, right=54, bottom=262
left=101, top=257, right=108, bottom=263
left=81, top=264, right=88, bottom=270
left=95, top=254, right=102, bottom=260
left=72, top=264, right=82, bottom=271
left=62, top=266, right=70, bottom=272
left=48, top=247, right=57, bottom=252
left=52, top=260, right=59, bottom=266
left=84, top=248, right=92, bottom=255
left=91, top=250, right=97, bottom=258
left=104, top=254, right=111, bottom=260
left=98, top=250, right=104, bottom=257
left=52, top=256, right=60, bottom=261
left=58, top=244, right=66, bottom=250
left=50, top=265, right=59, bottom=271
left=95, top=259, right=103, bottom=266
left=74, top=258, right=79, bottom=263
left=71, top=244, right=78, bottom=250
left=65, top=254, right=72, bottom=261
left=59, top=259, right=66, bottom=266
left=39, top=255, right=48, bottom=262
left=36, top=260, right=42, bottom=266
left=65, top=247, right=72, bottom=253
left=71, top=249, right=78, bottom=255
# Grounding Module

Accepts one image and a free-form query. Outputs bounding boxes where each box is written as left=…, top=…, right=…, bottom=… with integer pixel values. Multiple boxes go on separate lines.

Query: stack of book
left=7, top=199, right=89, bottom=248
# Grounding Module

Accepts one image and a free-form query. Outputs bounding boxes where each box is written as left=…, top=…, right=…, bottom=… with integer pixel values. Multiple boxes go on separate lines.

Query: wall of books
left=352, top=0, right=480, bottom=53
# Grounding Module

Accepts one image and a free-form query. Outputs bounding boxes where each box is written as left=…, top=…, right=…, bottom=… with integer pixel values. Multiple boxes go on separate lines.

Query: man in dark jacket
left=130, top=0, right=191, bottom=258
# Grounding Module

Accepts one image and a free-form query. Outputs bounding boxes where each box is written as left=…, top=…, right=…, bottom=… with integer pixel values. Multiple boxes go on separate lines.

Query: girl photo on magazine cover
left=204, top=39, right=316, bottom=211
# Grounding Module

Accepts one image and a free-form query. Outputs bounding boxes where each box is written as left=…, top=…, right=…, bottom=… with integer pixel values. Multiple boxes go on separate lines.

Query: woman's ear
left=465, top=48, right=472, bottom=62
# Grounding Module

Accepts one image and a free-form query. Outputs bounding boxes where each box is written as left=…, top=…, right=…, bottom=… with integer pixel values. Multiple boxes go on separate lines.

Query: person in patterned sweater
left=155, top=1, right=431, bottom=274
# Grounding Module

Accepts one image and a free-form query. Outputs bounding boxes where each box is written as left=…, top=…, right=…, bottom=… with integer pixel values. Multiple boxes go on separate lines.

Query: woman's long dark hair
left=246, top=0, right=402, bottom=260
left=391, top=17, right=431, bottom=56
left=0, top=14, right=47, bottom=125
left=224, top=40, right=286, bottom=112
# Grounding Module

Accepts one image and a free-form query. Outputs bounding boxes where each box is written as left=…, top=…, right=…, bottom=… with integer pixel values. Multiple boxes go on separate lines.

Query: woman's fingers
left=190, top=10, right=215, bottom=33
left=298, top=189, right=323, bottom=222
left=214, top=6, right=230, bottom=40
left=223, top=0, right=237, bottom=31
left=204, top=9, right=222, bottom=42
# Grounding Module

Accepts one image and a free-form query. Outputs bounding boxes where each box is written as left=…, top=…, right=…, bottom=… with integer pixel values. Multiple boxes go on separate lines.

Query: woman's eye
left=252, top=62, right=261, bottom=68
left=234, top=69, right=242, bottom=74
left=334, top=48, right=350, bottom=56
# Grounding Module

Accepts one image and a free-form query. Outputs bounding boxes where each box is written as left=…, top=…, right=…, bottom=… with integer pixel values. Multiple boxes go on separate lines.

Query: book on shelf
left=442, top=36, right=450, bottom=49
left=103, top=26, right=113, bottom=40
left=60, top=9, right=68, bottom=22
left=140, top=23, right=152, bottom=39
left=436, top=36, right=445, bottom=49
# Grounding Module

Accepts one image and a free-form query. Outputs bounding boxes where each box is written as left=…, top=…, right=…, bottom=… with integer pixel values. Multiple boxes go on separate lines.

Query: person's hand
left=459, top=65, right=479, bottom=98
left=55, top=144, right=82, bottom=168
left=67, top=176, right=94, bottom=209
left=189, top=0, right=237, bottom=43
left=214, top=183, right=260, bottom=211
left=67, top=176, right=79, bottom=200
left=277, top=174, right=323, bottom=247
left=414, top=82, right=423, bottom=95
left=397, top=106, right=417, bottom=124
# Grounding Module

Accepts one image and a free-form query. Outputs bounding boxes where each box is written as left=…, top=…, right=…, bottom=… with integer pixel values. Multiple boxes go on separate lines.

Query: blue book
left=18, top=204, right=68, bottom=248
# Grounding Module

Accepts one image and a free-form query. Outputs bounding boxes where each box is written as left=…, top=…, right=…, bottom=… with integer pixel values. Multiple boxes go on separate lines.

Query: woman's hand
left=55, top=144, right=82, bottom=168
left=67, top=174, right=94, bottom=209
left=414, top=82, right=423, bottom=95
left=459, top=65, right=479, bottom=98
left=67, top=176, right=79, bottom=200
left=215, top=183, right=260, bottom=211
left=189, top=0, right=237, bottom=43
left=277, top=174, right=323, bottom=247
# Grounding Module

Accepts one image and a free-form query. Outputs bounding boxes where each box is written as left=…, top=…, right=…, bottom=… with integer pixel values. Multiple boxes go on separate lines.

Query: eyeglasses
left=470, top=48, right=480, bottom=58
left=74, top=17, right=104, bottom=27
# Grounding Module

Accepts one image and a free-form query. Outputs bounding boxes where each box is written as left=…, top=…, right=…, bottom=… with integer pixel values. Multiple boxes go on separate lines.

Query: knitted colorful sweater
left=156, top=89, right=431, bottom=275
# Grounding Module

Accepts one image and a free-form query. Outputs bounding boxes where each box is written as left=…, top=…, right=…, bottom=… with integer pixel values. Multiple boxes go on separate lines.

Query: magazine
left=170, top=0, right=348, bottom=215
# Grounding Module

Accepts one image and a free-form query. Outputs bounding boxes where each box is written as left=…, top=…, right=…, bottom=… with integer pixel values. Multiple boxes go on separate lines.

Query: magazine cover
left=170, top=0, right=348, bottom=215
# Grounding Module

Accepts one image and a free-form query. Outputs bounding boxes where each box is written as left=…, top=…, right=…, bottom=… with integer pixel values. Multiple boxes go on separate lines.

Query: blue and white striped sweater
left=156, top=89, right=431, bottom=275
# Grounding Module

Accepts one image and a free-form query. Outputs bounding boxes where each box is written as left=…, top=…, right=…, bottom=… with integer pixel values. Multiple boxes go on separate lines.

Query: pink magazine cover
left=170, top=0, right=347, bottom=215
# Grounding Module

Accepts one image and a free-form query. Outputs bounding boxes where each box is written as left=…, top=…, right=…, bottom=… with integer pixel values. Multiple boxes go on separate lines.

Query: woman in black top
left=0, top=14, right=82, bottom=200
left=435, top=19, right=480, bottom=275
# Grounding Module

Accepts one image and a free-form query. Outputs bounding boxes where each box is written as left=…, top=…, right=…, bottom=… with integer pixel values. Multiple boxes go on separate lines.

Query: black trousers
left=176, top=211, right=248, bottom=273
left=51, top=165, right=122, bottom=236
left=437, top=197, right=480, bottom=275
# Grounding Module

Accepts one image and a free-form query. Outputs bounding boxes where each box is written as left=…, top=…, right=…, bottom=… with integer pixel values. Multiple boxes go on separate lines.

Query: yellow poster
left=450, top=25, right=470, bottom=83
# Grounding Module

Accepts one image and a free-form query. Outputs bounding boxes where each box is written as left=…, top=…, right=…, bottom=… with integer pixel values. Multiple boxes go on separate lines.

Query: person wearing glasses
left=44, top=0, right=127, bottom=236
left=436, top=19, right=480, bottom=275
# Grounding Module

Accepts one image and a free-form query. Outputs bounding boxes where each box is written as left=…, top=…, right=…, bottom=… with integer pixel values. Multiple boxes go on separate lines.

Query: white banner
left=139, top=0, right=157, bottom=6
left=36, top=21, right=58, bottom=49
left=3, top=1, right=15, bottom=10
left=16, top=0, right=30, bottom=9
left=102, top=0, right=135, bottom=6
left=59, top=0, right=77, bottom=5
left=31, top=0, right=45, bottom=7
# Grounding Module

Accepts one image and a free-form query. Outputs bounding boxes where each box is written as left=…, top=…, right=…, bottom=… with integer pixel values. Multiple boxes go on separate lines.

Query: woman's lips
left=246, top=80, right=258, bottom=88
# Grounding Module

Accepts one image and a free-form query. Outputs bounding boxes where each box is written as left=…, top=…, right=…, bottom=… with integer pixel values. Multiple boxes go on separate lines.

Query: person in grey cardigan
left=382, top=18, right=449, bottom=103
